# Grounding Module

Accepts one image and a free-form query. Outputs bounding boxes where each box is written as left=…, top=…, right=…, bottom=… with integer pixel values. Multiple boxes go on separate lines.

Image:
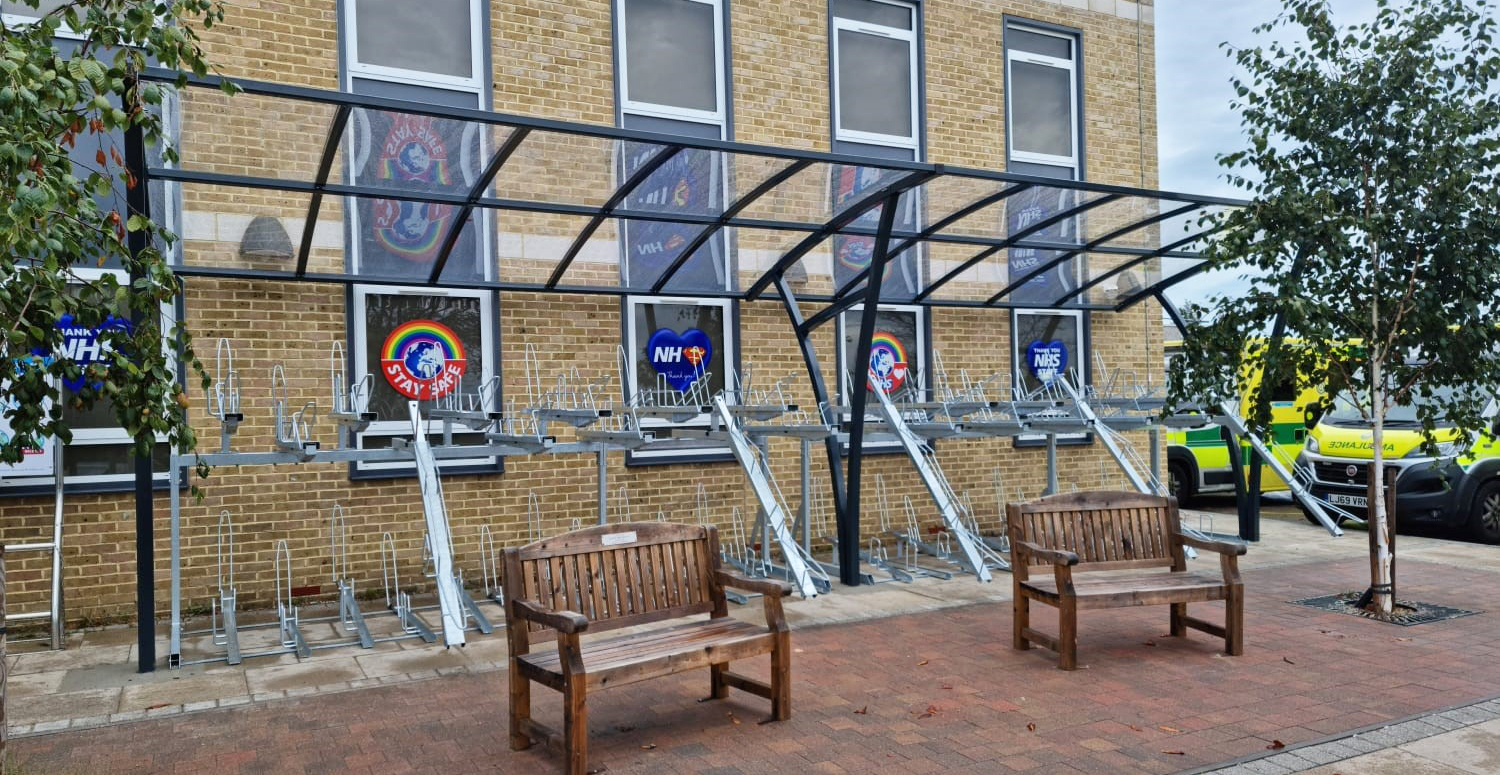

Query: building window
left=623, top=296, right=736, bottom=463
left=350, top=285, right=500, bottom=475
left=617, top=0, right=726, bottom=125
left=1012, top=308, right=1089, bottom=445
left=836, top=304, right=926, bottom=431
left=346, top=0, right=484, bottom=92
left=1005, top=20, right=1089, bottom=393
left=342, top=0, right=488, bottom=284
left=831, top=0, right=918, bottom=152
left=1004, top=22, right=1079, bottom=177
left=0, top=272, right=172, bottom=494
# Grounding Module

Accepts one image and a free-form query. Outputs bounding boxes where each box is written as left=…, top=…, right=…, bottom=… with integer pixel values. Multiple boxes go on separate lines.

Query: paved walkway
left=9, top=519, right=1500, bottom=775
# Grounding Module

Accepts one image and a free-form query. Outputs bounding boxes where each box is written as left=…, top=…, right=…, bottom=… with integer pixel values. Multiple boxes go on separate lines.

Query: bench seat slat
left=1021, top=569, right=1227, bottom=609
left=518, top=618, right=774, bottom=690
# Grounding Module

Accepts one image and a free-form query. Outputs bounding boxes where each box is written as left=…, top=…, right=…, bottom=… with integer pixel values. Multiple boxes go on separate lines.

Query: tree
left=1168, top=0, right=1500, bottom=617
left=2, top=2, right=231, bottom=766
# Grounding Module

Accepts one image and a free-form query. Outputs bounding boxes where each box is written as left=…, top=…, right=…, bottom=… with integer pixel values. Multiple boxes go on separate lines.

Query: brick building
left=1, top=0, right=1210, bottom=652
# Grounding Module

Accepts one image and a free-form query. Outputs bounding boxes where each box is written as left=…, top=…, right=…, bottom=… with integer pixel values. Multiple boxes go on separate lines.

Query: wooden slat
left=611, top=547, right=635, bottom=616
left=640, top=541, right=661, bottom=613
left=515, top=522, right=709, bottom=561
left=682, top=541, right=703, bottom=605
left=584, top=551, right=606, bottom=620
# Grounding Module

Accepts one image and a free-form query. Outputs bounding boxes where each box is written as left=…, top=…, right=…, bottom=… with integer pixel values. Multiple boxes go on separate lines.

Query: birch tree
left=1167, top=0, right=1500, bottom=617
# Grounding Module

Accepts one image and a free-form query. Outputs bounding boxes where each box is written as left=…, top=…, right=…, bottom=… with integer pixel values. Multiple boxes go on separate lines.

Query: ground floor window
left=350, top=284, right=499, bottom=475
left=1012, top=307, right=1089, bottom=446
left=836, top=304, right=925, bottom=453
left=623, top=295, right=735, bottom=463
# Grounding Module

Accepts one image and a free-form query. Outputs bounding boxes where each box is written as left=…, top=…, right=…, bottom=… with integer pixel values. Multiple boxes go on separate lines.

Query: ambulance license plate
left=1328, top=493, right=1367, bottom=508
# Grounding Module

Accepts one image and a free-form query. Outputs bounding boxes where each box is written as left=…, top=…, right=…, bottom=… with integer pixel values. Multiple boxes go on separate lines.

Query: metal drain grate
left=1289, top=591, right=1480, bottom=626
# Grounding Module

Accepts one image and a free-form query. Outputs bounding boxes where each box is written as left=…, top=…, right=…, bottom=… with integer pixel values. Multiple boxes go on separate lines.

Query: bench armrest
left=1178, top=533, right=1248, bottom=556
left=1013, top=539, right=1079, bottom=566
left=512, top=598, right=590, bottom=634
left=717, top=569, right=793, bottom=597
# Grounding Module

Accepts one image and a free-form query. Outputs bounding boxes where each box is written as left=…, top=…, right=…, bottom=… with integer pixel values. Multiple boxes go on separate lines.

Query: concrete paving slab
left=1400, top=720, right=1500, bottom=775
left=352, top=643, right=480, bottom=678
left=244, top=658, right=364, bottom=695
left=8, top=687, right=120, bottom=726
left=10, top=645, right=130, bottom=676
left=1300, top=749, right=1475, bottom=774
left=117, top=671, right=250, bottom=713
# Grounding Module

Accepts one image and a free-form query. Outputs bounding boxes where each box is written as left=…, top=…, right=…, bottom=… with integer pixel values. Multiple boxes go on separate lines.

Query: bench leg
left=771, top=631, right=792, bottom=722
left=509, top=660, right=532, bottom=751
left=1013, top=594, right=1031, bottom=650
left=1225, top=584, right=1244, bottom=656
left=709, top=663, right=729, bottom=700
left=564, top=674, right=589, bottom=775
left=1170, top=602, right=1187, bottom=638
left=1058, top=598, right=1078, bottom=671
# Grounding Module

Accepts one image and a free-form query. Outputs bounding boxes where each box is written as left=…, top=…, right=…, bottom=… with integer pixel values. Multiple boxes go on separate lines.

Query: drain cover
left=1289, top=591, right=1480, bottom=626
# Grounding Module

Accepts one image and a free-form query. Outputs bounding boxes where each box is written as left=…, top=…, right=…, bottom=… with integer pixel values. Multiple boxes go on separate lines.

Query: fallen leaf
left=1143, top=640, right=1157, bottom=647
left=1026, top=723, right=1037, bottom=732
left=917, top=659, right=930, bottom=666
left=1396, top=637, right=1413, bottom=642
left=144, top=703, right=171, bottom=710
left=1162, top=750, right=1185, bottom=756
left=640, top=744, right=657, bottom=750
left=728, top=712, right=741, bottom=725
left=1267, top=740, right=1285, bottom=750
left=854, top=706, right=868, bottom=715
left=1159, top=725, right=1181, bottom=733
left=1283, top=657, right=1296, bottom=665
left=1127, top=724, right=1144, bottom=732
left=942, top=685, right=953, bottom=690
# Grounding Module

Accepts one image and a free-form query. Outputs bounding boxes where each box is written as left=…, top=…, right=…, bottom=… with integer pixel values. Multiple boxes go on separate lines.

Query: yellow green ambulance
left=1163, top=341, right=1318, bottom=502
left=1294, top=387, right=1500, bottom=543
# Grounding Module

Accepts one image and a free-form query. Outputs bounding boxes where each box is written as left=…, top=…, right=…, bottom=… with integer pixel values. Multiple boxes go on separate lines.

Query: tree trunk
left=2, top=541, right=8, bottom=775
left=1370, top=365, right=1395, bottom=616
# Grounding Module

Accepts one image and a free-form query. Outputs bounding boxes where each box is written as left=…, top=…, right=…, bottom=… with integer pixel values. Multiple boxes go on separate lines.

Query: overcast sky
left=1154, top=0, right=1381, bottom=310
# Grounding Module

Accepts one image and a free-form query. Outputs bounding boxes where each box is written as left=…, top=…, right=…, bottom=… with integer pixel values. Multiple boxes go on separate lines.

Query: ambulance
left=1294, top=387, right=1500, bottom=543
left=1163, top=340, right=1320, bottom=503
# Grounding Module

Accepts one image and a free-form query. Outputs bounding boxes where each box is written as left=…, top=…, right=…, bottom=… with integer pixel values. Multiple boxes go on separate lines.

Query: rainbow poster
left=866, top=331, right=908, bottom=393
left=379, top=319, right=468, bottom=400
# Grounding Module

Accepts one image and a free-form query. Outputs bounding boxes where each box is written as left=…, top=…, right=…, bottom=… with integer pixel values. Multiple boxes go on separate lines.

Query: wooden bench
left=1006, top=491, right=1246, bottom=670
left=502, top=522, right=792, bottom=775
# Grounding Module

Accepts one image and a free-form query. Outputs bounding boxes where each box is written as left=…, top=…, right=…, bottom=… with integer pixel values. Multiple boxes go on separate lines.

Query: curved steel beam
left=921, top=193, right=1124, bottom=303
left=426, top=128, right=532, bottom=284
left=744, top=169, right=937, bottom=301
left=1047, top=221, right=1215, bottom=306
left=295, top=105, right=351, bottom=277
left=546, top=145, right=684, bottom=288
left=647, top=159, right=812, bottom=294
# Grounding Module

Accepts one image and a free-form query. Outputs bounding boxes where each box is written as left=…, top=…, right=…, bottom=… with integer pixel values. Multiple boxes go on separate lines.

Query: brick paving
left=13, top=556, right=1500, bottom=775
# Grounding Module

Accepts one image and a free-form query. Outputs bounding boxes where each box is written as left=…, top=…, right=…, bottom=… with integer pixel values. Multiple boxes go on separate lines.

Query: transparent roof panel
left=737, top=161, right=917, bottom=228
left=175, top=89, right=340, bottom=182
left=343, top=109, right=510, bottom=202
left=492, top=129, right=655, bottom=210
left=492, top=211, right=599, bottom=285
left=921, top=242, right=1008, bottom=303
left=177, top=182, right=316, bottom=274
left=1071, top=253, right=1163, bottom=307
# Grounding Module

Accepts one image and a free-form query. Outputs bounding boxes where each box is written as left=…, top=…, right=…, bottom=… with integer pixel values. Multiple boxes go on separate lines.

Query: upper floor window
left=1005, top=23, right=1079, bottom=178
left=618, top=0, right=726, bottom=125
left=347, top=0, right=484, bottom=92
left=832, top=0, right=919, bottom=152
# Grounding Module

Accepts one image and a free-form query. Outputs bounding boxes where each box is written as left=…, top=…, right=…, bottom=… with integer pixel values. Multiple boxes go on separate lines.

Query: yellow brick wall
left=2, top=0, right=1163, bottom=627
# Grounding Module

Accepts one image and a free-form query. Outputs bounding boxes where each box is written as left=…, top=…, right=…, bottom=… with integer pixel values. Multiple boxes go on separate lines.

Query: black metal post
left=1242, top=447, right=1263, bottom=541
left=775, top=275, right=850, bottom=568
left=124, top=85, right=156, bottom=673
left=840, top=194, right=901, bottom=586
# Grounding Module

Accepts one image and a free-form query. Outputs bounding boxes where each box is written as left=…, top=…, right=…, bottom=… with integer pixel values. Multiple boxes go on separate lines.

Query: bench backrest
left=1006, top=490, right=1182, bottom=571
left=501, top=522, right=723, bottom=635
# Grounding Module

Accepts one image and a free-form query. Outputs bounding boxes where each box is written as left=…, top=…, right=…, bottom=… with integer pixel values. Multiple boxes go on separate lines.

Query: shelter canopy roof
left=149, top=69, right=1240, bottom=311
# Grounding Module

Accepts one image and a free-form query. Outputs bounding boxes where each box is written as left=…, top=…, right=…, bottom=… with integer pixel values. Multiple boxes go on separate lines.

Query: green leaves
left=0, top=0, right=230, bottom=470
left=1169, top=0, right=1500, bottom=449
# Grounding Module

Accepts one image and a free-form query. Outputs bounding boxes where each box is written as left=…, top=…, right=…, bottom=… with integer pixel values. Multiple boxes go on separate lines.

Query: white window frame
left=350, top=284, right=499, bottom=473
left=616, top=0, right=728, bottom=127
left=344, top=0, right=486, bottom=93
left=831, top=0, right=920, bottom=151
left=2, top=3, right=84, bottom=38
left=341, top=1, right=491, bottom=282
left=1011, top=307, right=1089, bottom=445
left=623, top=294, right=735, bottom=461
left=835, top=303, right=926, bottom=424
left=0, top=268, right=173, bottom=491
left=1005, top=24, right=1079, bottom=175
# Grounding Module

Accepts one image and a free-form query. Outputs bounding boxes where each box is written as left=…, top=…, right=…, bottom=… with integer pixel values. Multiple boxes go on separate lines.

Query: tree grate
left=1289, top=591, right=1480, bottom=626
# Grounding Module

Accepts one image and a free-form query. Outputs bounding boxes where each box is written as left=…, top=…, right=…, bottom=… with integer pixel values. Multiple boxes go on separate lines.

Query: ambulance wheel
left=1466, top=479, right=1500, bottom=544
left=1168, top=461, right=1195, bottom=504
